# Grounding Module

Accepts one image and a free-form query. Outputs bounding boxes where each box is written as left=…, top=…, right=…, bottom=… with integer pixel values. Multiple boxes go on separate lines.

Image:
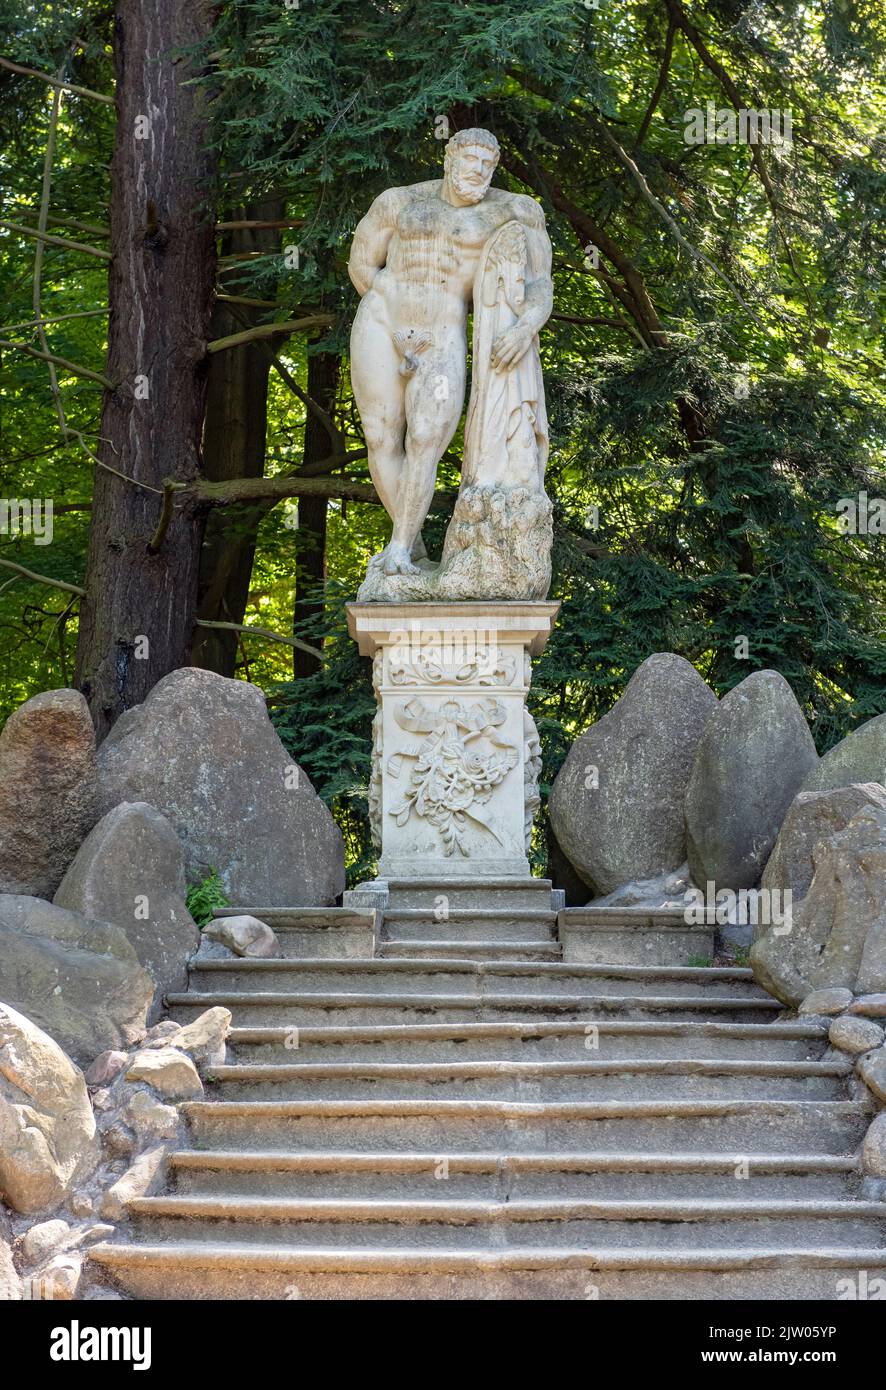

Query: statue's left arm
left=490, top=199, right=553, bottom=371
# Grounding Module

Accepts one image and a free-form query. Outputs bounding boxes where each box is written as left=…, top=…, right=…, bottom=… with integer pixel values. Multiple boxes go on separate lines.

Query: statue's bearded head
left=444, top=128, right=500, bottom=204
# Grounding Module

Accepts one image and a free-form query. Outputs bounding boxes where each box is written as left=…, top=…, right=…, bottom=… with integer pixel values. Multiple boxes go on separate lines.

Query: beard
left=450, top=169, right=492, bottom=203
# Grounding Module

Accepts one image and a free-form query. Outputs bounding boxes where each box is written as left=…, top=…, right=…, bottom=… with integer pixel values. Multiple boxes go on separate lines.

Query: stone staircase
left=90, top=884, right=886, bottom=1300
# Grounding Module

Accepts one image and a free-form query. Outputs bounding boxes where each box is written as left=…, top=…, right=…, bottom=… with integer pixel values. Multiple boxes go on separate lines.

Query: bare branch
left=194, top=619, right=322, bottom=659
left=33, top=71, right=69, bottom=440
left=215, top=293, right=278, bottom=309
left=147, top=479, right=186, bottom=554
left=0, top=558, right=85, bottom=596
left=591, top=120, right=762, bottom=323
left=635, top=21, right=676, bottom=149
left=0, top=220, right=111, bottom=261
left=217, top=218, right=305, bottom=231
left=0, top=337, right=113, bottom=388
left=1, top=308, right=107, bottom=334
left=0, top=56, right=114, bottom=105
left=206, top=315, right=335, bottom=355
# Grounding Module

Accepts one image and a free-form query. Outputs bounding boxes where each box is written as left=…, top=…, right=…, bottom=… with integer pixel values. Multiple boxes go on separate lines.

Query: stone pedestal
left=347, top=602, right=558, bottom=880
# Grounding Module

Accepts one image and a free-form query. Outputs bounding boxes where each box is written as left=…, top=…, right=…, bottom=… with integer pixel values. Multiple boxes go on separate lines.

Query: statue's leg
left=349, top=305, right=406, bottom=526
left=386, top=335, right=466, bottom=570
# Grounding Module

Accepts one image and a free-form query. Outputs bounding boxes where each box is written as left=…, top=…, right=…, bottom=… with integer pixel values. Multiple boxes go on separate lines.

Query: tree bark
left=192, top=198, right=282, bottom=677
left=75, top=0, right=217, bottom=739
left=293, top=350, right=339, bottom=678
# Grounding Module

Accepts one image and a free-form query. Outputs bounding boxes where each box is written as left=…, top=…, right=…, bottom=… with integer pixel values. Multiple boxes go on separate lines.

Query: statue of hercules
left=347, top=127, right=553, bottom=577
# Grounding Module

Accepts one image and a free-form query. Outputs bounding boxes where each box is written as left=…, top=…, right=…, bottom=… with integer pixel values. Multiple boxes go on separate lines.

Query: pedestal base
left=347, top=601, right=558, bottom=881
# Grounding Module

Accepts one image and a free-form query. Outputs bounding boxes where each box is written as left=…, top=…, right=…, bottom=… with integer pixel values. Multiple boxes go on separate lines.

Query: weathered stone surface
left=761, top=783, right=886, bottom=900
left=96, top=668, right=344, bottom=907
left=99, top=1147, right=166, bottom=1222
left=20, top=1218, right=71, bottom=1267
left=857, top=1047, right=886, bottom=1103
left=810, top=809, right=886, bottom=996
left=142, top=1020, right=182, bottom=1046
left=549, top=654, right=716, bottom=895
left=0, top=1003, right=99, bottom=1214
left=799, top=988, right=854, bottom=1015
left=121, top=1090, right=179, bottom=1141
left=34, top=1250, right=81, bottom=1299
left=862, top=1112, right=886, bottom=1178
left=685, top=671, right=818, bottom=891
left=801, top=712, right=886, bottom=794
left=125, top=1047, right=202, bottom=1100
left=0, top=689, right=97, bottom=899
left=0, top=1208, right=21, bottom=1300
left=589, top=863, right=694, bottom=910
left=167, top=1007, right=231, bottom=1070
left=54, top=801, right=199, bottom=1020
left=849, top=994, right=886, bottom=1018
left=84, top=1051, right=128, bottom=1088
left=828, top=1015, right=885, bottom=1054
left=204, top=914, right=281, bottom=958
left=754, top=806, right=886, bottom=1006
left=0, top=897, right=153, bottom=1064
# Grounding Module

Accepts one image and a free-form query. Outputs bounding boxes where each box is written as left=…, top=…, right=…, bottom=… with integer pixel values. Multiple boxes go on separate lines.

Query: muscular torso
left=366, top=183, right=527, bottom=331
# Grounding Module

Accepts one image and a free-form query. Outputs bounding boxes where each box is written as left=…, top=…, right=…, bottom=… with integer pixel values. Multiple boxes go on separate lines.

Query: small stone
left=32, top=1251, right=82, bottom=1300
left=167, top=1006, right=231, bottom=1070
left=101, top=1121, right=136, bottom=1158
left=142, top=1019, right=182, bottom=1047
left=857, top=1047, right=886, bottom=1103
left=799, top=988, right=854, bottom=1016
left=85, top=1050, right=128, bottom=1087
left=76, top=1222, right=115, bottom=1245
left=68, top=1192, right=94, bottom=1219
left=828, top=1015, right=885, bottom=1054
left=122, top=1089, right=180, bottom=1140
left=204, top=915, right=281, bottom=958
left=849, top=994, right=886, bottom=1018
left=862, top=1113, right=886, bottom=1178
left=20, top=1218, right=71, bottom=1267
left=125, top=1047, right=203, bottom=1100
left=99, top=1147, right=166, bottom=1222
left=90, top=1088, right=113, bottom=1112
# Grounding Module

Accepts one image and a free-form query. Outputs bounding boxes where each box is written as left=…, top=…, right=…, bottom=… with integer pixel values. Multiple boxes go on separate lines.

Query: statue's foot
left=381, top=541, right=421, bottom=576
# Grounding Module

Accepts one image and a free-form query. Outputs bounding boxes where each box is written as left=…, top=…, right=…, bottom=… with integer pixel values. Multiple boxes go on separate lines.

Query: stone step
left=384, top=877, right=557, bottom=911
left=166, top=990, right=785, bottom=1027
left=381, top=910, right=559, bottom=943
left=124, top=1194, right=886, bottom=1250
left=559, top=909, right=716, bottom=968
left=377, top=940, right=561, bottom=961
left=226, top=1019, right=829, bottom=1064
left=167, top=1149, right=859, bottom=1202
left=169, top=991, right=785, bottom=1031
left=181, top=1098, right=870, bottom=1155
left=87, top=1240, right=886, bottom=1300
left=212, top=908, right=376, bottom=960
left=185, top=959, right=767, bottom=1000
left=207, top=1057, right=851, bottom=1103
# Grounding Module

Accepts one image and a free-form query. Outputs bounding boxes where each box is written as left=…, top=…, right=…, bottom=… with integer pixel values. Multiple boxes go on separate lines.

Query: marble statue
left=348, top=128, right=554, bottom=602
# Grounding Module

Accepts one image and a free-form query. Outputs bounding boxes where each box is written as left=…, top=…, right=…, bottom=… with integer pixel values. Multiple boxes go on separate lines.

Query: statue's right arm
left=348, top=188, right=400, bottom=297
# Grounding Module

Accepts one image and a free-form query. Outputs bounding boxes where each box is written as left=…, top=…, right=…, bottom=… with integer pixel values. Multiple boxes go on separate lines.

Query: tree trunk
left=293, top=349, right=339, bottom=678
left=74, top=0, right=217, bottom=739
left=192, top=198, right=282, bottom=677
